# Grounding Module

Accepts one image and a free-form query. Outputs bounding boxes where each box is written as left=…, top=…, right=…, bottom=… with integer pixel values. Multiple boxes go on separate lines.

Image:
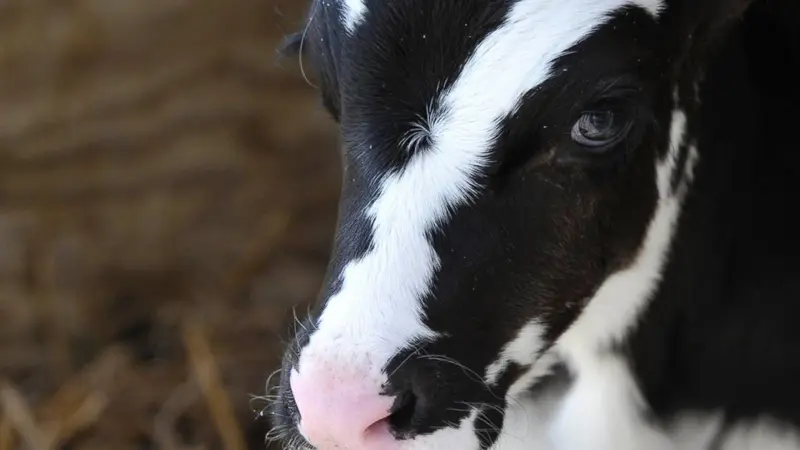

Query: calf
left=268, top=0, right=800, bottom=448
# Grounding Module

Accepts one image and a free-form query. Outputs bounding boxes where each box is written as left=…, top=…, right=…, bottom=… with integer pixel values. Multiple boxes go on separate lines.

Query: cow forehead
left=339, top=0, right=662, bottom=34
left=326, top=0, right=665, bottom=162
left=299, top=0, right=665, bottom=376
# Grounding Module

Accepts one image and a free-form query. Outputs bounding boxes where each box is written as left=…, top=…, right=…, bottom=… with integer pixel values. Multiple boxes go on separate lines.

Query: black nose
left=382, top=352, right=489, bottom=440
left=386, top=379, right=423, bottom=435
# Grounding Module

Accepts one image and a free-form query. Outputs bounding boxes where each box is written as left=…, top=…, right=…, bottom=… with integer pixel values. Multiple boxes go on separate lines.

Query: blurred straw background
left=0, top=1, right=339, bottom=449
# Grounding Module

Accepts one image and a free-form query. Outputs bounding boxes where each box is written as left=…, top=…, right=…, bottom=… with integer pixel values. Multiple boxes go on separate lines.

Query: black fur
left=631, top=0, right=800, bottom=428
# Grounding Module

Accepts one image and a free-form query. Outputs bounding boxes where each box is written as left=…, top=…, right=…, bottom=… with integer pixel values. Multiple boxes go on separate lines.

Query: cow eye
left=570, top=109, right=633, bottom=150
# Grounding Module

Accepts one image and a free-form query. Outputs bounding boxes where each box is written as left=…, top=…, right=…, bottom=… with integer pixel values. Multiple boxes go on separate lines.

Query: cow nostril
left=388, top=389, right=418, bottom=433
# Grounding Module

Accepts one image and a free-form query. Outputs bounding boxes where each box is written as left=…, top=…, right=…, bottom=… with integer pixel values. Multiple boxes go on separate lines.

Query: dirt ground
left=0, top=1, right=339, bottom=449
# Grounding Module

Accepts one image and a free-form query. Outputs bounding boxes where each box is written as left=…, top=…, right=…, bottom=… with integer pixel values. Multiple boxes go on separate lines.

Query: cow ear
left=277, top=31, right=306, bottom=59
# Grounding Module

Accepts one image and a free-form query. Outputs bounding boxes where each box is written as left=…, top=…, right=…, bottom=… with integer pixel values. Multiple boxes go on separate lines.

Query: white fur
left=485, top=321, right=547, bottom=386
left=490, top=393, right=800, bottom=450
left=717, top=418, right=800, bottom=450
left=667, top=411, right=727, bottom=450
left=340, top=0, right=366, bottom=33
left=667, top=412, right=800, bottom=450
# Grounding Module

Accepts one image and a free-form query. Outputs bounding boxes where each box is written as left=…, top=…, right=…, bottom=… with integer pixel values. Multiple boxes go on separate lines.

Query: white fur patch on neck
left=487, top=400, right=800, bottom=450
left=670, top=413, right=800, bottom=450
left=716, top=418, right=800, bottom=450
left=549, top=101, right=699, bottom=450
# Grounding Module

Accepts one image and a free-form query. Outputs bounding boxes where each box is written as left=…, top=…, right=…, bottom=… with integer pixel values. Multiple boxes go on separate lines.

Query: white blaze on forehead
left=299, top=0, right=665, bottom=384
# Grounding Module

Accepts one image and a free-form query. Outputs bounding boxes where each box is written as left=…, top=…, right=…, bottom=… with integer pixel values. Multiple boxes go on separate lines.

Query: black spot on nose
left=381, top=347, right=498, bottom=442
left=383, top=367, right=449, bottom=440
left=387, top=384, right=420, bottom=435
left=379, top=339, right=540, bottom=448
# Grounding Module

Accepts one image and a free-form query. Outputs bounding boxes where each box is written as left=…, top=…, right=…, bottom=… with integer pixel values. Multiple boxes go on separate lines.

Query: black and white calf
left=268, top=0, right=800, bottom=448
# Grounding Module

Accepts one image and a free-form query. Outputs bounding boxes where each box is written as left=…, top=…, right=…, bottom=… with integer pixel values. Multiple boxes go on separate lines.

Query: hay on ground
left=0, top=1, right=338, bottom=448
